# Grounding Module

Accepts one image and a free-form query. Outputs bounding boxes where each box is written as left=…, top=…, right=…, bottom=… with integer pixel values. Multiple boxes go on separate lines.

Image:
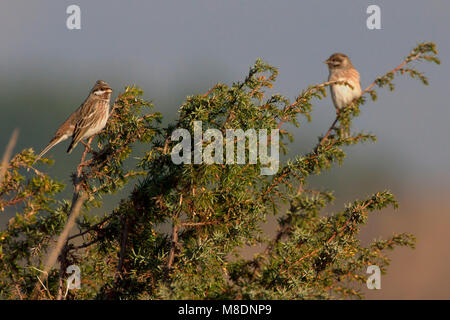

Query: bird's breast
left=84, top=101, right=110, bottom=138
left=329, top=70, right=361, bottom=109
left=331, top=82, right=360, bottom=109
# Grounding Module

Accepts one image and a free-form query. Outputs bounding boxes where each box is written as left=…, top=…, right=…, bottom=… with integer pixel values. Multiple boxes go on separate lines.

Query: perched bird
left=325, top=53, right=361, bottom=137
left=35, top=80, right=112, bottom=162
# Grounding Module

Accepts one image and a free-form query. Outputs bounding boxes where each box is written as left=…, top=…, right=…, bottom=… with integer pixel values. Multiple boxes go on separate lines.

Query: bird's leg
left=80, top=139, right=94, bottom=153
left=82, top=137, right=102, bottom=164
left=78, top=137, right=97, bottom=169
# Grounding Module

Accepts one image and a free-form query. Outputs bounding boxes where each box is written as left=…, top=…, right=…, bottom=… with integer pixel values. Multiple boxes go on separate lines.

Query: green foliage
left=0, top=42, right=438, bottom=300
left=0, top=149, right=66, bottom=298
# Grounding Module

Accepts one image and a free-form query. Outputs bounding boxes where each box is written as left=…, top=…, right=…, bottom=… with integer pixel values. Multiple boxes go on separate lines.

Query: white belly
left=84, top=106, right=109, bottom=138
left=331, top=79, right=360, bottom=110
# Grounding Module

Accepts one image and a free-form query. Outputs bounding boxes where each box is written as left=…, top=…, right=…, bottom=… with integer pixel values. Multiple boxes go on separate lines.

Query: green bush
left=0, top=43, right=439, bottom=300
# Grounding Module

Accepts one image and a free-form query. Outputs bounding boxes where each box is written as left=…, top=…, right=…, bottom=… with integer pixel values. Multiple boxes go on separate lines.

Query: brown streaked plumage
left=34, top=80, right=112, bottom=163
left=325, top=53, right=361, bottom=136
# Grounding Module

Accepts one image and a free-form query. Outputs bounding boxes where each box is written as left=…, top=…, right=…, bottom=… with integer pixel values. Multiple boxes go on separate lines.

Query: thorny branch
left=261, top=47, right=437, bottom=268
left=32, top=136, right=93, bottom=299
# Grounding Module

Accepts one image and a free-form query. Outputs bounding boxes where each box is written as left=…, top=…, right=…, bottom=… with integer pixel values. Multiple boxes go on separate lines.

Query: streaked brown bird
left=35, top=80, right=112, bottom=163
left=325, top=53, right=361, bottom=137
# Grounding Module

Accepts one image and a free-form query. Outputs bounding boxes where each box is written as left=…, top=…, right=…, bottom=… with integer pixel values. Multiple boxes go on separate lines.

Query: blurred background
left=0, top=0, right=449, bottom=299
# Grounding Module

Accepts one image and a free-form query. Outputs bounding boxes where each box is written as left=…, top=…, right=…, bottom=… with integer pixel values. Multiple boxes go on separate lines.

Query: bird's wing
left=67, top=98, right=102, bottom=153
left=72, top=107, right=97, bottom=144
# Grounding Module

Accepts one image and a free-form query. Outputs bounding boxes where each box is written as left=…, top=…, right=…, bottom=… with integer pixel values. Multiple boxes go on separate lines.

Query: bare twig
left=29, top=266, right=53, bottom=299
left=72, top=238, right=99, bottom=250
left=14, top=284, right=24, bottom=300
left=67, top=214, right=113, bottom=241
left=32, top=138, right=92, bottom=299
left=167, top=224, right=179, bottom=270
left=180, top=221, right=220, bottom=227
left=36, top=276, right=53, bottom=300
left=0, top=129, right=19, bottom=186
left=116, top=216, right=130, bottom=279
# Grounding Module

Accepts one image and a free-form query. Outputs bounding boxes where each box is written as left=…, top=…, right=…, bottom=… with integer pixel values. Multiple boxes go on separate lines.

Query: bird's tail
left=66, top=139, right=78, bottom=154
left=33, top=136, right=64, bottom=164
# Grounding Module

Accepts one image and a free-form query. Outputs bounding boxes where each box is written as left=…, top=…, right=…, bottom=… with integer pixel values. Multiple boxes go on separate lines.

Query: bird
left=325, top=53, right=361, bottom=137
left=34, top=80, right=112, bottom=163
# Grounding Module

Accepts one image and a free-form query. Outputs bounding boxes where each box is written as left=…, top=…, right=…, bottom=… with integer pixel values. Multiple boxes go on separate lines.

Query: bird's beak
left=324, top=59, right=330, bottom=65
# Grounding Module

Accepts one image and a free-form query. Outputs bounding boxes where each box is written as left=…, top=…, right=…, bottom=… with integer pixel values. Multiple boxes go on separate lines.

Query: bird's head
left=325, top=53, right=353, bottom=70
left=91, top=80, right=112, bottom=99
